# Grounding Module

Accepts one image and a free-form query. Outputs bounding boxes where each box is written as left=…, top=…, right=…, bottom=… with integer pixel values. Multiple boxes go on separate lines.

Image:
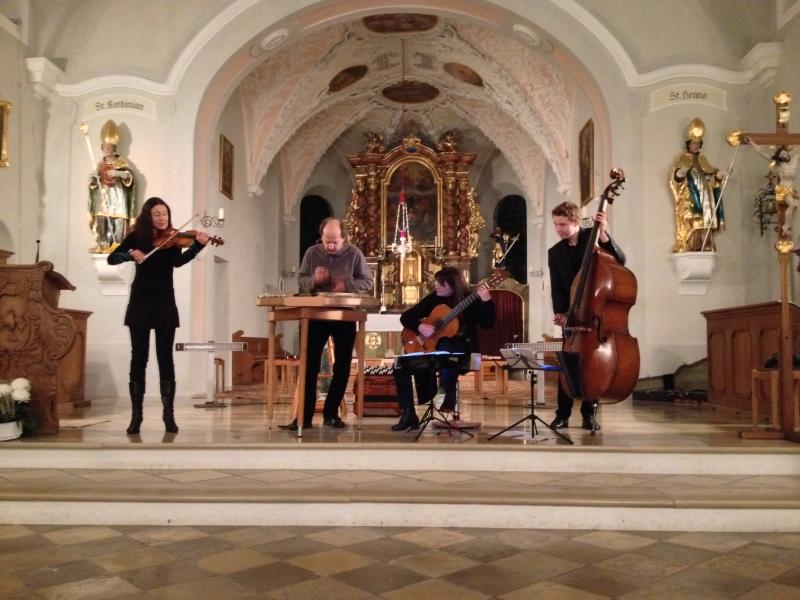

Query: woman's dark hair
left=434, top=267, right=469, bottom=302
left=131, top=197, right=172, bottom=246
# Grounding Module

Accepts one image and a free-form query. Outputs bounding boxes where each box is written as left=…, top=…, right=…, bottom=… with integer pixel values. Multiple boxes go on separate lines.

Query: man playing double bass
left=548, top=201, right=626, bottom=431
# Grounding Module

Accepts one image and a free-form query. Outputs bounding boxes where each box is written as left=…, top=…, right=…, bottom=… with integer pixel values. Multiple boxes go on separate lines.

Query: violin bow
left=140, top=214, right=196, bottom=263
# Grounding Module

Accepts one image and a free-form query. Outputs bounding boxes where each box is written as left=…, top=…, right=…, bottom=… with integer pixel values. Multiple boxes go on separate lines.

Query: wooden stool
left=474, top=356, right=508, bottom=396
left=748, top=368, right=800, bottom=434
left=274, top=357, right=300, bottom=392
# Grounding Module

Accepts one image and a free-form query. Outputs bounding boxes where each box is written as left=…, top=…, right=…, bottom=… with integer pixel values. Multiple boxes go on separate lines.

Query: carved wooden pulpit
left=0, top=253, right=90, bottom=434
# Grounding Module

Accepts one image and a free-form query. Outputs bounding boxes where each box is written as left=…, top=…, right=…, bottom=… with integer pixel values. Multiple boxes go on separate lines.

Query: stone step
left=1, top=444, right=799, bottom=532
left=0, top=443, right=798, bottom=475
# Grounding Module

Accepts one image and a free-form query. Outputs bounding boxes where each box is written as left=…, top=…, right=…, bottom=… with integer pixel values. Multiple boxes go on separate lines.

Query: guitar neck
left=436, top=292, right=478, bottom=330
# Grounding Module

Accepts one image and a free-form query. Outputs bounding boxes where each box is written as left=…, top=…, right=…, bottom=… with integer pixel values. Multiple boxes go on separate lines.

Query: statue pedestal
left=90, top=254, right=132, bottom=296
left=670, top=251, right=717, bottom=295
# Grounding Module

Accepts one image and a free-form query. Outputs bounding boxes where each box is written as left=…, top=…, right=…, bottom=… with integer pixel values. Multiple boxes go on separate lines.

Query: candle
left=218, top=208, right=225, bottom=220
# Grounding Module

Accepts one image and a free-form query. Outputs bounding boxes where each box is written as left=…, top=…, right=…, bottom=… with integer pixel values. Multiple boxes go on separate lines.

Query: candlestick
left=218, top=208, right=225, bottom=220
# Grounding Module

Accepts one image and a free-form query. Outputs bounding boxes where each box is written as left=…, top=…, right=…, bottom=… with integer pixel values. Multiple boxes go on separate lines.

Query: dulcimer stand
left=489, top=347, right=574, bottom=444
left=394, top=351, right=473, bottom=440
left=175, top=341, right=247, bottom=408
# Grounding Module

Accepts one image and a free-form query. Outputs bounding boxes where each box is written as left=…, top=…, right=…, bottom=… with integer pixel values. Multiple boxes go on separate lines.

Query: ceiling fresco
left=237, top=14, right=577, bottom=213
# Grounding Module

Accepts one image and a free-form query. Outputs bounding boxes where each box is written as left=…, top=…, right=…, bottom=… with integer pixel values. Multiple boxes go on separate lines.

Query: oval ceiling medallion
left=381, top=80, right=440, bottom=104
left=363, top=14, right=438, bottom=34
left=260, top=28, right=289, bottom=51
left=443, top=63, right=483, bottom=87
left=512, top=23, right=541, bottom=47
left=329, top=65, right=368, bottom=93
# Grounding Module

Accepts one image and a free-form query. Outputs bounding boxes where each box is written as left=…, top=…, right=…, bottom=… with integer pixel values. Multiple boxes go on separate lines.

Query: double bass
left=560, top=168, right=639, bottom=402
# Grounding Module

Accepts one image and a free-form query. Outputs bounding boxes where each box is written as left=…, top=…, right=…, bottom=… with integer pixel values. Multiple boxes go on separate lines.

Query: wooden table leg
left=356, top=318, right=365, bottom=430
left=296, top=317, right=309, bottom=438
left=266, top=317, right=277, bottom=429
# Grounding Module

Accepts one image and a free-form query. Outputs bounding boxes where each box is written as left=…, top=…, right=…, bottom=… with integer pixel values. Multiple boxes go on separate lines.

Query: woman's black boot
left=403, top=409, right=420, bottom=430
left=160, top=380, right=178, bottom=433
left=391, top=410, right=408, bottom=431
left=440, top=390, right=457, bottom=412
left=127, top=379, right=144, bottom=435
left=391, top=408, right=419, bottom=431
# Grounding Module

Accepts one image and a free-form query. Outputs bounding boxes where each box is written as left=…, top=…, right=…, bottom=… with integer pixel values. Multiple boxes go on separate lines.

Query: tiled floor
left=4, top=383, right=800, bottom=597
left=2, top=524, right=800, bottom=599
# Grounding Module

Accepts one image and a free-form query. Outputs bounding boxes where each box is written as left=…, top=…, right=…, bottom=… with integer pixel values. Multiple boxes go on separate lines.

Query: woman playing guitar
left=391, top=267, right=495, bottom=431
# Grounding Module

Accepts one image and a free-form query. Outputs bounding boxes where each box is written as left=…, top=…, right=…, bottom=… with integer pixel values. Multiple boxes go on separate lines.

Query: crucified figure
left=744, top=139, right=799, bottom=238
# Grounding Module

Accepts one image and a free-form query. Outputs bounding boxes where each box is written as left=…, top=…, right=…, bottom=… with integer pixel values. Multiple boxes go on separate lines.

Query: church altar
left=344, top=132, right=485, bottom=310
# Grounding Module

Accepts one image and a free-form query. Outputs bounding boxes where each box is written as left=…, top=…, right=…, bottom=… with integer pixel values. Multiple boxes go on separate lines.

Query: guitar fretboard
left=436, top=292, right=479, bottom=330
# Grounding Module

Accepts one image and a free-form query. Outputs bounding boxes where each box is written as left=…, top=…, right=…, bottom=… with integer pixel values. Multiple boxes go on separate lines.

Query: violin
left=154, top=228, right=224, bottom=249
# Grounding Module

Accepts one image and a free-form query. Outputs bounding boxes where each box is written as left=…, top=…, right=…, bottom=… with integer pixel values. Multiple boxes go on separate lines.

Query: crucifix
left=729, top=92, right=800, bottom=441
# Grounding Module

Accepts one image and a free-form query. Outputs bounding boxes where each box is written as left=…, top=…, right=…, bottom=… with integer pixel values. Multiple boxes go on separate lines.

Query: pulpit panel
left=707, top=331, right=726, bottom=394
left=732, top=330, right=753, bottom=397
left=703, top=301, right=800, bottom=413
left=0, top=260, right=87, bottom=434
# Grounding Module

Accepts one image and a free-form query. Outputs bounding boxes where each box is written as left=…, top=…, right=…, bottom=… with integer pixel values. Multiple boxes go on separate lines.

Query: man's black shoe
left=549, top=417, right=569, bottom=429
left=323, top=416, right=346, bottom=428
left=280, top=419, right=312, bottom=431
left=582, top=417, right=601, bottom=431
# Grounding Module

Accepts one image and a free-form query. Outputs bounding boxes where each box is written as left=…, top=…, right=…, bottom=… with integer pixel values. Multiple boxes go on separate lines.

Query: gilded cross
left=729, top=92, right=800, bottom=443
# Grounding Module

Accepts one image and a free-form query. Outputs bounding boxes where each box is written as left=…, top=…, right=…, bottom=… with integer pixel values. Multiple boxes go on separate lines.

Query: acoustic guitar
left=400, top=273, right=505, bottom=353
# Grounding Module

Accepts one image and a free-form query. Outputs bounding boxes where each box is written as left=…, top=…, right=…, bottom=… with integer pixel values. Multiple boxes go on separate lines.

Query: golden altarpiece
left=344, top=132, right=484, bottom=309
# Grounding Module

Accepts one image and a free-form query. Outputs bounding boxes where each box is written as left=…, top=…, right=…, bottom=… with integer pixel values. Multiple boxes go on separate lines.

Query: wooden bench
left=231, top=330, right=297, bottom=388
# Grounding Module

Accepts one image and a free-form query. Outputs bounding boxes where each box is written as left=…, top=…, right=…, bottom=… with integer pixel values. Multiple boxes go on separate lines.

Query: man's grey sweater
left=297, top=243, right=373, bottom=294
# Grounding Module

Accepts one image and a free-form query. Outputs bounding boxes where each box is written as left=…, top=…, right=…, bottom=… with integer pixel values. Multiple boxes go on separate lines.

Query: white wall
left=0, top=17, right=44, bottom=264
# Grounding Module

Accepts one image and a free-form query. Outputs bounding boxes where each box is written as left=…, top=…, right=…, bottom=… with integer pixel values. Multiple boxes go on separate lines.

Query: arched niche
left=299, top=195, right=333, bottom=263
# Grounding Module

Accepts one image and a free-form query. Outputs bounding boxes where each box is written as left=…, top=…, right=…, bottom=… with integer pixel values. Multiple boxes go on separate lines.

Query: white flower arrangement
left=0, top=377, right=32, bottom=424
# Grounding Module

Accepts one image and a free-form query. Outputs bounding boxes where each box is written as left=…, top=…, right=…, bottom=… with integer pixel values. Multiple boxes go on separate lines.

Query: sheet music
left=500, top=347, right=560, bottom=370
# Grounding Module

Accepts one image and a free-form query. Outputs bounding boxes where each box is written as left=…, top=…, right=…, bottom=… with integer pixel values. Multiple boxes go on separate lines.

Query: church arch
left=185, top=0, right=615, bottom=218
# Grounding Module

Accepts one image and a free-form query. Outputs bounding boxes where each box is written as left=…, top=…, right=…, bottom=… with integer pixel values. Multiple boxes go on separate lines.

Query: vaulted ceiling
left=238, top=14, right=577, bottom=214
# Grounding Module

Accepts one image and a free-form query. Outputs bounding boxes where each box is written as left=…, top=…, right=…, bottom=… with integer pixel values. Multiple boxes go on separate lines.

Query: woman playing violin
left=108, top=197, right=210, bottom=435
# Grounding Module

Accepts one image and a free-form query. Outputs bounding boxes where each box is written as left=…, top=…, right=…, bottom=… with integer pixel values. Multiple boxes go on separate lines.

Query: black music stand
left=488, top=348, right=574, bottom=444
left=395, top=351, right=474, bottom=440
